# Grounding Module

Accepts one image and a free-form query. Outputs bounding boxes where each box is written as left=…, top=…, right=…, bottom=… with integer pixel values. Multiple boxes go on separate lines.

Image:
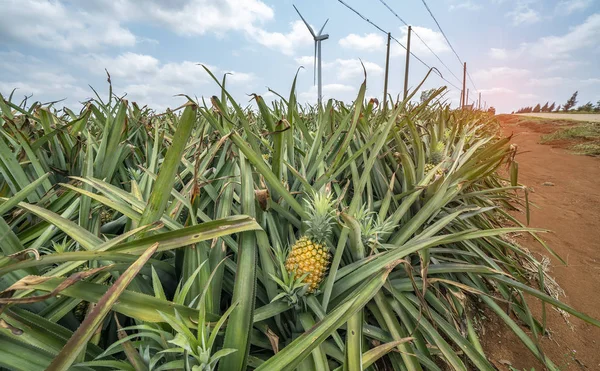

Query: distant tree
left=548, top=102, right=556, bottom=112
left=578, top=101, right=594, bottom=112
left=564, top=91, right=578, bottom=111
left=596, top=101, right=600, bottom=112
left=420, top=88, right=437, bottom=103
left=541, top=101, right=549, bottom=112
left=555, top=104, right=561, bottom=112
left=533, top=103, right=541, bottom=113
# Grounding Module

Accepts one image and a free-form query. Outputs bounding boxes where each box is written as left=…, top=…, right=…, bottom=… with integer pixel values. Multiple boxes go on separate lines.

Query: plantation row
left=1, top=70, right=598, bottom=370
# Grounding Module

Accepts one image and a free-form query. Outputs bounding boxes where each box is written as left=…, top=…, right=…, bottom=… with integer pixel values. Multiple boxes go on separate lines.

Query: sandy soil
left=481, top=115, right=600, bottom=370
left=517, top=113, right=600, bottom=123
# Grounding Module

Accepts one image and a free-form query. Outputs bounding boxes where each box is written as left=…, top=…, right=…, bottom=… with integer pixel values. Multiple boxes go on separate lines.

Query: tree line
left=513, top=91, right=600, bottom=114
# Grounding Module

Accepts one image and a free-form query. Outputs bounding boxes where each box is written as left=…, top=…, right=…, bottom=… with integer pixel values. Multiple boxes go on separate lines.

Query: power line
left=335, top=0, right=462, bottom=92
left=419, top=0, right=463, bottom=65
left=336, top=0, right=387, bottom=34
left=419, top=0, right=479, bottom=93
left=466, top=71, right=478, bottom=92
left=377, top=0, right=462, bottom=85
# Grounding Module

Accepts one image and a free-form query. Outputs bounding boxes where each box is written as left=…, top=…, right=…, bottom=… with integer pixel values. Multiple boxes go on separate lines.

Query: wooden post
left=383, top=32, right=391, bottom=110
left=462, top=62, right=467, bottom=108
left=403, top=26, right=412, bottom=101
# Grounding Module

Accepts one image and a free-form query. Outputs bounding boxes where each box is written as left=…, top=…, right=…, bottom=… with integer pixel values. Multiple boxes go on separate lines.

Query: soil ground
left=481, top=115, right=600, bottom=370
left=516, top=113, right=600, bottom=123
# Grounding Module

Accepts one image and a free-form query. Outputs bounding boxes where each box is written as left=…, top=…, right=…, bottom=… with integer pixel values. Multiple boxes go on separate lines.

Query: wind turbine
left=293, top=4, right=329, bottom=106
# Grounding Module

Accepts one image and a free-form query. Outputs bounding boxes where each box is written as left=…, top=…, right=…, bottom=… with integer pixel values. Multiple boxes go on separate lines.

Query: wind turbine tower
left=293, top=5, right=329, bottom=106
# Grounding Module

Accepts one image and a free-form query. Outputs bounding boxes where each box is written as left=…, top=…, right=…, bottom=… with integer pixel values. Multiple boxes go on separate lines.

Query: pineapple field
left=1, top=70, right=599, bottom=371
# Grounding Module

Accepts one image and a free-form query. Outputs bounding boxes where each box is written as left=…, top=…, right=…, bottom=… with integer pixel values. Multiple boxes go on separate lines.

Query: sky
left=0, top=0, right=599, bottom=113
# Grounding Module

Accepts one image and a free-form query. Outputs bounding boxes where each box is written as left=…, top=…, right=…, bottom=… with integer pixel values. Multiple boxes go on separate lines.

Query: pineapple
left=100, top=209, right=113, bottom=224
left=284, top=193, right=334, bottom=293
left=424, top=163, right=444, bottom=177
left=443, top=128, right=452, bottom=140
left=430, top=141, right=445, bottom=165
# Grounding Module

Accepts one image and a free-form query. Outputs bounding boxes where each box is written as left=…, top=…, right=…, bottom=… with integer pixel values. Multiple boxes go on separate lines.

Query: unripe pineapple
left=100, top=209, right=113, bottom=224
left=284, top=193, right=334, bottom=293
left=430, top=141, right=445, bottom=165
left=443, top=128, right=452, bottom=140
left=74, top=301, right=88, bottom=322
left=424, top=163, right=444, bottom=177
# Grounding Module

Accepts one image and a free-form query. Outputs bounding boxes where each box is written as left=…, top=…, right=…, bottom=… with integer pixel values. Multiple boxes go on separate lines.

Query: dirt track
left=517, top=113, right=600, bottom=122
left=482, top=115, right=600, bottom=370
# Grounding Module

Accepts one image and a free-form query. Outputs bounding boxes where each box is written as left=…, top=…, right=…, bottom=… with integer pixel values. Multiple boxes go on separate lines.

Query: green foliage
left=0, top=71, right=598, bottom=371
left=564, top=91, right=578, bottom=111
left=541, top=122, right=600, bottom=156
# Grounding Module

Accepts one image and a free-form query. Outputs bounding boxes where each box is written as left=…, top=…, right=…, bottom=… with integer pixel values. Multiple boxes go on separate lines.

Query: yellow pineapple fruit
left=284, top=193, right=334, bottom=293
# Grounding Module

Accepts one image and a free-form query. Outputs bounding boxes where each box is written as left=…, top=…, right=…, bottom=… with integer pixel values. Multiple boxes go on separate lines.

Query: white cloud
left=488, top=48, right=509, bottom=60
left=72, top=52, right=255, bottom=109
left=527, top=77, right=573, bottom=87
left=0, top=0, right=296, bottom=54
left=397, top=26, right=450, bottom=56
left=0, top=0, right=136, bottom=50
left=298, top=83, right=356, bottom=103
left=555, top=0, right=594, bottom=14
left=247, top=20, right=314, bottom=55
left=529, top=14, right=600, bottom=59
left=472, top=67, right=530, bottom=82
left=0, top=53, right=89, bottom=103
left=226, top=71, right=256, bottom=85
left=449, top=1, right=482, bottom=11
left=487, top=14, right=600, bottom=63
left=81, top=53, right=161, bottom=80
left=507, top=5, right=540, bottom=26
left=132, top=0, right=274, bottom=36
left=325, top=59, right=384, bottom=81
left=339, top=33, right=386, bottom=52
left=479, top=87, right=515, bottom=94
left=295, top=56, right=315, bottom=65
left=581, top=78, right=600, bottom=85
left=544, top=59, right=588, bottom=72
left=517, top=93, right=539, bottom=99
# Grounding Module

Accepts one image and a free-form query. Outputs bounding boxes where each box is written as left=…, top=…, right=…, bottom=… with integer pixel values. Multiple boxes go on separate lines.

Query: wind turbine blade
left=313, top=41, right=317, bottom=85
left=293, top=4, right=316, bottom=38
left=318, top=19, right=329, bottom=36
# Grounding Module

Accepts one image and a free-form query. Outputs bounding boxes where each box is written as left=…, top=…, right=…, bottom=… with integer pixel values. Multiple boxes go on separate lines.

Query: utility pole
left=383, top=32, right=391, bottom=110
left=462, top=62, right=467, bottom=108
left=403, top=26, right=412, bottom=101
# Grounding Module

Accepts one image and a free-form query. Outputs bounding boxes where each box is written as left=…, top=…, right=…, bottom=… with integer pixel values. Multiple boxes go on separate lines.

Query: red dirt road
left=483, top=115, right=600, bottom=370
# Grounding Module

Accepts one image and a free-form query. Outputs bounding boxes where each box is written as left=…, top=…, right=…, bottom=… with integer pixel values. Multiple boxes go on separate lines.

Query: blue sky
left=0, top=0, right=599, bottom=113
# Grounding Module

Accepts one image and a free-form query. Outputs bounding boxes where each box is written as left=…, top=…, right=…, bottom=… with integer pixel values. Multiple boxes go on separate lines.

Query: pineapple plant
left=284, top=192, right=334, bottom=293
left=1, top=69, right=599, bottom=371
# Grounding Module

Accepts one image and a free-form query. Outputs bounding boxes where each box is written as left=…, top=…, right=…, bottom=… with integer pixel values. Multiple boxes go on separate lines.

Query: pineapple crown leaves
left=303, top=191, right=336, bottom=244
left=354, top=205, right=395, bottom=248
left=270, top=260, right=310, bottom=308
left=430, top=140, right=445, bottom=165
